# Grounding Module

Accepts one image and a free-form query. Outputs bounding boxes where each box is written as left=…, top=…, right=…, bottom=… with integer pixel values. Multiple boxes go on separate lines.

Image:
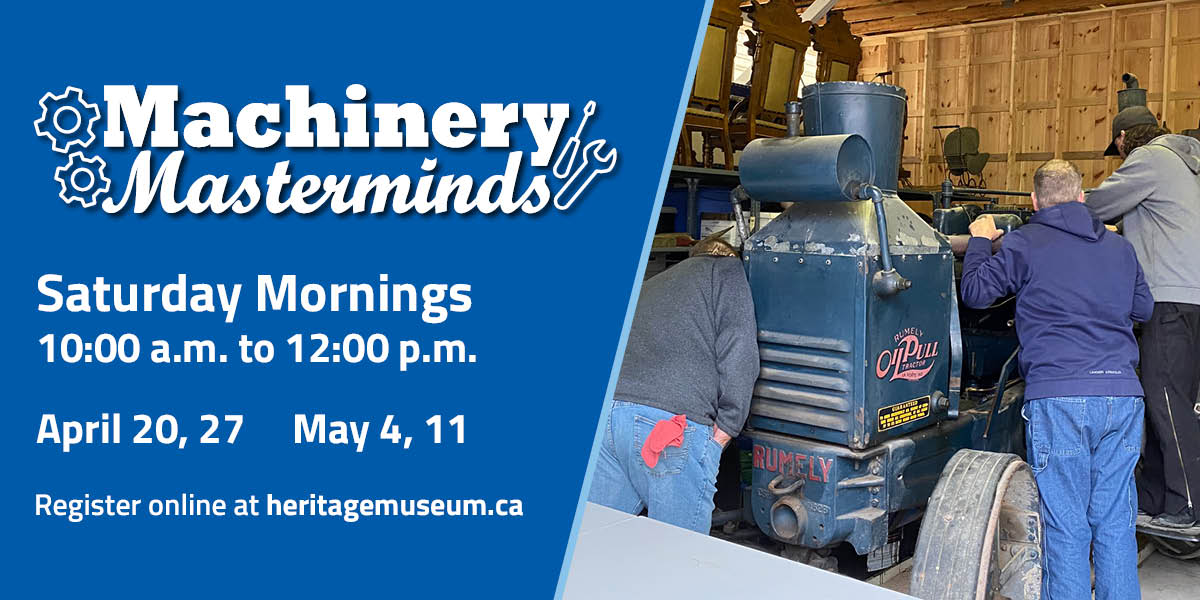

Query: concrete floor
left=880, top=552, right=1199, bottom=597
left=1139, top=554, right=1200, bottom=599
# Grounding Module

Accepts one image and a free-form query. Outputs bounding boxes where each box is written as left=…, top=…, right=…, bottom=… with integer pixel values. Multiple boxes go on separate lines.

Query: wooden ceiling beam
left=851, top=0, right=1152, bottom=35
left=841, top=0, right=1009, bottom=24
left=794, top=0, right=886, bottom=11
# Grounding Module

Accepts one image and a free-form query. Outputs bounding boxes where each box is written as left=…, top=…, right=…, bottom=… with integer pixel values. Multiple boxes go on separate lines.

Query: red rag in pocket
left=641, top=414, right=688, bottom=468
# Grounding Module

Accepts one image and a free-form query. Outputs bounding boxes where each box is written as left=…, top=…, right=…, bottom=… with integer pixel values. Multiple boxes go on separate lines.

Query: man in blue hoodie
left=961, top=159, right=1154, bottom=600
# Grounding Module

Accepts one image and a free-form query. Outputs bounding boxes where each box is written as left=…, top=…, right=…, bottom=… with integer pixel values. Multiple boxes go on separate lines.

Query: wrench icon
left=552, top=100, right=596, bottom=179
left=553, top=139, right=617, bottom=210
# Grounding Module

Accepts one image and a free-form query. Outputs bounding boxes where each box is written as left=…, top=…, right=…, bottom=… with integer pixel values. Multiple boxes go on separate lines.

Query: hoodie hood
left=1029, top=201, right=1105, bottom=242
left=1147, top=134, right=1200, bottom=175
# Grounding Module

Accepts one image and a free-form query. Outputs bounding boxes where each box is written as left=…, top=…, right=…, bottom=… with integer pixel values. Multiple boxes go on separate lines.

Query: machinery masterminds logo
left=33, top=85, right=617, bottom=216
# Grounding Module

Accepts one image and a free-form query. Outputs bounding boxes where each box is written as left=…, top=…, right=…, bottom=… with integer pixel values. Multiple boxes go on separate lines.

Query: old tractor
left=727, top=81, right=1043, bottom=599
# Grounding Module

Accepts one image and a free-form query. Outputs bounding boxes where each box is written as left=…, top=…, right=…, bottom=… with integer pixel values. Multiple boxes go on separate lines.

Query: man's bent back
left=589, top=239, right=759, bottom=534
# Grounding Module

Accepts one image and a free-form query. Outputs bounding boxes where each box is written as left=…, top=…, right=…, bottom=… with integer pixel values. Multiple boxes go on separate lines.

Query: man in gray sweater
left=589, top=237, right=759, bottom=533
left=1088, top=118, right=1200, bottom=528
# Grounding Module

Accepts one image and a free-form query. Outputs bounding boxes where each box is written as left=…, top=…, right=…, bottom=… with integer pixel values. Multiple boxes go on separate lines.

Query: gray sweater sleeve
left=712, top=259, right=760, bottom=438
left=1086, top=151, right=1158, bottom=221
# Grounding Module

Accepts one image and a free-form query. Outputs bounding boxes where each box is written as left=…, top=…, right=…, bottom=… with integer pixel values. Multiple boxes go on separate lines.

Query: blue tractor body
left=736, top=82, right=1025, bottom=557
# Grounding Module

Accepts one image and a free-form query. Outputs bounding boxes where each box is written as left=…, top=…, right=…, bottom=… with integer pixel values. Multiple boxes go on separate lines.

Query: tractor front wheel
left=910, top=449, right=1043, bottom=599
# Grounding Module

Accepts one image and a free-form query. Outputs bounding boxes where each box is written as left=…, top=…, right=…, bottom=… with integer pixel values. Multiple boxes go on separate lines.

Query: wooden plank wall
left=860, top=0, right=1200, bottom=201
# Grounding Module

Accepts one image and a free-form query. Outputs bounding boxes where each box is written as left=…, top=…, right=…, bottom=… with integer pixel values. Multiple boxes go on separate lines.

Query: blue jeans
left=588, top=400, right=723, bottom=533
left=1024, top=396, right=1144, bottom=600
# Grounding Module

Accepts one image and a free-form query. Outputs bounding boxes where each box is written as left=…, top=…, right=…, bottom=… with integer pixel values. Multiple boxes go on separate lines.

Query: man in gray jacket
left=589, top=236, right=759, bottom=533
left=1088, top=117, right=1200, bottom=528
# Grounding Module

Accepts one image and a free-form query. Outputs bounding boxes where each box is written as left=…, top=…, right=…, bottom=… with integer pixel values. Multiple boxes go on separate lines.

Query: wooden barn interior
left=855, top=0, right=1200, bottom=190
left=651, top=3, right=1200, bottom=594
left=672, top=0, right=1200, bottom=211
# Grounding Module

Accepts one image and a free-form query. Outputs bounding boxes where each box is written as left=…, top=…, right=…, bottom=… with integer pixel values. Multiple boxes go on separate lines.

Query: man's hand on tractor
left=970, top=215, right=1003, bottom=241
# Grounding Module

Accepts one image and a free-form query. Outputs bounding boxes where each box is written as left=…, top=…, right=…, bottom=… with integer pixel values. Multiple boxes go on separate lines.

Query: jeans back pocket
left=1026, top=398, right=1085, bottom=472
left=633, top=414, right=689, bottom=476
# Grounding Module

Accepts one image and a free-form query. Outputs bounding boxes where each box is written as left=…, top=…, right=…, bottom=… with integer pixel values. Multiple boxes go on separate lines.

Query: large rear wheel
left=910, top=449, right=1043, bottom=599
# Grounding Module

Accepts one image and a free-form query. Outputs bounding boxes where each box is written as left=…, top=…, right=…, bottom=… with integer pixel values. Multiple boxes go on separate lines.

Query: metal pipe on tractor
left=859, top=183, right=910, bottom=298
left=729, top=186, right=751, bottom=248
left=785, top=101, right=803, bottom=138
left=1118, top=72, right=1148, bottom=111
left=732, top=81, right=1042, bottom=599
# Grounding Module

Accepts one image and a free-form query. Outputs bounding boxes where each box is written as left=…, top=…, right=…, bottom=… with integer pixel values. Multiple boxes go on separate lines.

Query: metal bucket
left=801, top=82, right=907, bottom=191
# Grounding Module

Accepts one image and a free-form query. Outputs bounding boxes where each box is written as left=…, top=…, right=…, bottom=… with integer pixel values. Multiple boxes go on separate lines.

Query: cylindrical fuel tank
left=739, top=133, right=874, bottom=203
left=801, top=82, right=907, bottom=191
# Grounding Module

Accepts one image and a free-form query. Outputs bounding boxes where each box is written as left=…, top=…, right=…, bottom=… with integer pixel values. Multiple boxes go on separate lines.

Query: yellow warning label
left=878, top=395, right=931, bottom=431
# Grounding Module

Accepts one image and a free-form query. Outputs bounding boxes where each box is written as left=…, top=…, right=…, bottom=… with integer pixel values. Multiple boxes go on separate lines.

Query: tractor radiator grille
left=751, top=330, right=854, bottom=434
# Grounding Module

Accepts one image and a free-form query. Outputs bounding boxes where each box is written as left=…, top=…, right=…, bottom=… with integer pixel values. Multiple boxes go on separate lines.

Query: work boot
left=1149, top=508, right=1196, bottom=529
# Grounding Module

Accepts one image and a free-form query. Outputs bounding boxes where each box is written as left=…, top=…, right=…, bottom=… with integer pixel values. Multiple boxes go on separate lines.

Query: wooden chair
left=680, top=0, right=743, bottom=169
left=729, top=0, right=811, bottom=149
left=813, top=11, right=862, bottom=82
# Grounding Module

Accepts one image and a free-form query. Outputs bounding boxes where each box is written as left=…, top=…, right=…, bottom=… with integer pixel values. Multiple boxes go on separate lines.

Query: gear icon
left=34, top=86, right=101, bottom=153
left=54, top=152, right=110, bottom=208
